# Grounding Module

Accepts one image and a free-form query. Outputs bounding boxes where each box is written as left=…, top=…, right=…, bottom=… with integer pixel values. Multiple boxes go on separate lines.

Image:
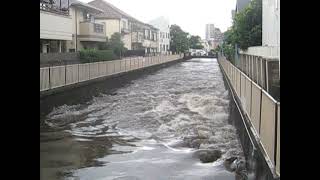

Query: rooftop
left=88, top=0, right=157, bottom=30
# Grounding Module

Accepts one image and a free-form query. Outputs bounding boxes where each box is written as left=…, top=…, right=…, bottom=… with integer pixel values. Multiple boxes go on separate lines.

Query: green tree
left=189, top=35, right=204, bottom=49
left=232, top=0, right=262, bottom=50
left=170, top=24, right=190, bottom=53
left=109, top=32, right=127, bottom=58
left=98, top=37, right=110, bottom=50
left=218, top=0, right=262, bottom=65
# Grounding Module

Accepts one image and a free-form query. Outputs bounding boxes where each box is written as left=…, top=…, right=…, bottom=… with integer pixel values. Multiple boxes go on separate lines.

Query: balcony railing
left=78, top=22, right=106, bottom=42
left=121, top=28, right=131, bottom=34
left=40, top=0, right=69, bottom=16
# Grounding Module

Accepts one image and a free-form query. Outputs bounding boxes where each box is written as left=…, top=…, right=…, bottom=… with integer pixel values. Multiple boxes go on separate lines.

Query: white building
left=200, top=40, right=210, bottom=53
left=149, top=17, right=170, bottom=53
left=205, top=24, right=215, bottom=41
left=262, top=0, right=280, bottom=47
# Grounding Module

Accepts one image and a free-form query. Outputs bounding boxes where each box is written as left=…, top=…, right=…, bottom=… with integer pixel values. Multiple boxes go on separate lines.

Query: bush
left=79, top=49, right=117, bottom=63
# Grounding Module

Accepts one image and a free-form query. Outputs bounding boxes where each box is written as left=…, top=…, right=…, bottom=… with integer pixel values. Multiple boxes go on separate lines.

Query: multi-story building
left=88, top=0, right=133, bottom=50
left=40, top=0, right=73, bottom=53
left=88, top=0, right=159, bottom=53
left=149, top=17, right=170, bottom=54
left=205, top=25, right=223, bottom=50
left=205, top=24, right=215, bottom=41
left=40, top=0, right=107, bottom=53
left=69, top=0, right=107, bottom=51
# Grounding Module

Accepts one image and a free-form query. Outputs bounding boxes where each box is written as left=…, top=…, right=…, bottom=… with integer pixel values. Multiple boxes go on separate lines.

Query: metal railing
left=218, top=55, right=280, bottom=177
left=40, top=0, right=69, bottom=16
left=40, top=54, right=182, bottom=92
left=225, top=50, right=280, bottom=101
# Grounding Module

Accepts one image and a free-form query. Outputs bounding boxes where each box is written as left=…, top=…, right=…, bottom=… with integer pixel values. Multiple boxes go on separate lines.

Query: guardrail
left=40, top=54, right=182, bottom=92
left=218, top=55, right=280, bottom=176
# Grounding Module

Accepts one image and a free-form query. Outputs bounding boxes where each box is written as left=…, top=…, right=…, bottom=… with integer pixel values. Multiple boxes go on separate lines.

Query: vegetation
left=170, top=24, right=190, bottom=53
left=79, top=49, right=116, bottom=63
left=220, top=0, right=262, bottom=62
left=189, top=35, right=204, bottom=49
left=170, top=25, right=208, bottom=53
left=80, top=32, right=127, bottom=62
left=108, top=32, right=127, bottom=58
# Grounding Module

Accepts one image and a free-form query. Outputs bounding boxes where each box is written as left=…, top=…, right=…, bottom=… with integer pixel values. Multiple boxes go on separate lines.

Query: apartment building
left=88, top=0, right=159, bottom=53
left=205, top=24, right=215, bottom=41
left=40, top=0, right=107, bottom=53
left=149, top=17, right=170, bottom=54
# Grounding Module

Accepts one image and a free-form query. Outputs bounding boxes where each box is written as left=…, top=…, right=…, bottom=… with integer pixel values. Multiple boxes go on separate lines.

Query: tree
left=98, top=37, right=110, bottom=50
left=218, top=0, right=262, bottom=65
left=109, top=32, right=127, bottom=58
left=170, top=24, right=190, bottom=53
left=232, top=0, right=262, bottom=50
left=189, top=35, right=204, bottom=49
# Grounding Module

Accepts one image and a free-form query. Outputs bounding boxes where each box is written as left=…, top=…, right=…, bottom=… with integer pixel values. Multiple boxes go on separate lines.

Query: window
left=122, top=20, right=127, bottom=29
left=94, top=23, right=103, bottom=33
left=145, top=29, right=148, bottom=39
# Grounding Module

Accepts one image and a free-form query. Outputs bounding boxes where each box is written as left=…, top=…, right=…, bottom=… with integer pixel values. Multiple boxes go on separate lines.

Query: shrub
left=79, top=49, right=117, bottom=63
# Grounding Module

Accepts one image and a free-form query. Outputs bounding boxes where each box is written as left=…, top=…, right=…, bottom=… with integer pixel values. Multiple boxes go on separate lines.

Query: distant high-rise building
left=205, top=24, right=215, bottom=41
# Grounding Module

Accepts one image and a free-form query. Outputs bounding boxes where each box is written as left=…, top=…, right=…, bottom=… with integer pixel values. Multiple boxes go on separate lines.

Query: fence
left=218, top=55, right=280, bottom=176
left=40, top=54, right=182, bottom=92
left=236, top=50, right=280, bottom=101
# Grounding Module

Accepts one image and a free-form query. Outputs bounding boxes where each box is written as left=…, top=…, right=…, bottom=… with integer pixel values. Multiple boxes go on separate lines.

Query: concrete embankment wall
left=40, top=54, right=183, bottom=98
left=218, top=56, right=280, bottom=180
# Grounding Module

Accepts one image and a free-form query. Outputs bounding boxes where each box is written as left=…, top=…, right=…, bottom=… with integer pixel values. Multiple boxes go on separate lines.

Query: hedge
left=79, top=49, right=117, bottom=63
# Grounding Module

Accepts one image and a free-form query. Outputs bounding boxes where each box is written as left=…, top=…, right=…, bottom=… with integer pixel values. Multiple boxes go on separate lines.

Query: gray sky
left=80, top=0, right=236, bottom=39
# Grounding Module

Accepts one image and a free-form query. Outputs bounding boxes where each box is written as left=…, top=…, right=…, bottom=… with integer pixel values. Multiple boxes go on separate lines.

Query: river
left=40, top=58, right=245, bottom=180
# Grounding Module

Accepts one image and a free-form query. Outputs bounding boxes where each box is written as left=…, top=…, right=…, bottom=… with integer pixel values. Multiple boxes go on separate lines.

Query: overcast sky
left=80, top=0, right=236, bottom=39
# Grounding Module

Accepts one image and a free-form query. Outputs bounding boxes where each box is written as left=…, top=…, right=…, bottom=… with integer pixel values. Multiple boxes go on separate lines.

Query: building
left=40, top=0, right=73, bottom=53
left=262, top=0, right=280, bottom=47
left=40, top=0, right=107, bottom=53
left=200, top=40, right=210, bottom=53
left=205, top=25, right=223, bottom=50
left=149, top=17, right=170, bottom=54
left=231, top=10, right=236, bottom=19
left=88, top=0, right=159, bottom=53
left=69, top=0, right=107, bottom=51
left=205, top=24, right=215, bottom=41
left=236, top=0, right=251, bottom=13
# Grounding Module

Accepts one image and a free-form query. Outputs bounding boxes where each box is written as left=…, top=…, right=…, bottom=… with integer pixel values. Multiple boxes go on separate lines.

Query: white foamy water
left=42, top=58, right=244, bottom=180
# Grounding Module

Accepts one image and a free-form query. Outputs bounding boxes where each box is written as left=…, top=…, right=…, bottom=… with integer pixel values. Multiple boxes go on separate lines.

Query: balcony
left=132, top=33, right=144, bottom=43
left=40, top=10, right=72, bottom=40
left=78, top=22, right=106, bottom=42
left=121, top=28, right=131, bottom=34
left=40, top=0, right=69, bottom=16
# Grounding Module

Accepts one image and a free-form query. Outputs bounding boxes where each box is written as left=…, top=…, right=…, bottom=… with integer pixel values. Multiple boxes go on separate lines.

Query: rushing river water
left=40, top=58, right=245, bottom=180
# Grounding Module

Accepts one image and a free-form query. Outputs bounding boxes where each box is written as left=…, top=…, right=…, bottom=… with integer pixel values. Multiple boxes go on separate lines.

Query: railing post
left=266, top=60, right=269, bottom=93
left=48, top=66, right=51, bottom=89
